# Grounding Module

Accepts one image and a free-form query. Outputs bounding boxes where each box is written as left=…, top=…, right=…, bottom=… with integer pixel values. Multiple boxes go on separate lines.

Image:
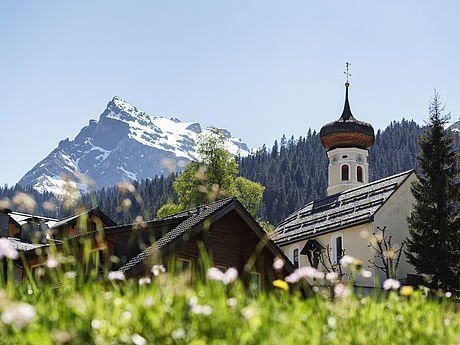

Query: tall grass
left=0, top=261, right=458, bottom=345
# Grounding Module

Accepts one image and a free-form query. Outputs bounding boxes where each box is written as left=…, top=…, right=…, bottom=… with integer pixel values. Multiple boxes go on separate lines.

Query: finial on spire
left=344, top=62, right=351, bottom=85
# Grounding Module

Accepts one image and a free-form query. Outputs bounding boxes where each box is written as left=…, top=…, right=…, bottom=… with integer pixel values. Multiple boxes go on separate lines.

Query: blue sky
left=1, top=1, right=459, bottom=186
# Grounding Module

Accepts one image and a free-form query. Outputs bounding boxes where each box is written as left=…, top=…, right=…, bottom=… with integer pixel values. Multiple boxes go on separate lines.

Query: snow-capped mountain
left=18, top=97, right=250, bottom=195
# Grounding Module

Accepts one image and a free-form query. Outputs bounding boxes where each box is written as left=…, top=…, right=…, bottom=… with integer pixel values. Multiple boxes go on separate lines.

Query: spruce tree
left=406, top=92, right=460, bottom=291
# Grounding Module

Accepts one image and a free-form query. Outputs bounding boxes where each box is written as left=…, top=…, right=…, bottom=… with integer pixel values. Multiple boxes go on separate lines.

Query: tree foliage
left=157, top=128, right=265, bottom=218
left=406, top=92, right=460, bottom=291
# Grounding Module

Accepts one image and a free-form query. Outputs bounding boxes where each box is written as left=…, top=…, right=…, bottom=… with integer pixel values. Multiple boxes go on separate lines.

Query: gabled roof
left=272, top=170, right=415, bottom=246
left=119, top=197, right=293, bottom=274
left=9, top=212, right=58, bottom=227
left=49, top=207, right=116, bottom=229
left=7, top=237, right=48, bottom=251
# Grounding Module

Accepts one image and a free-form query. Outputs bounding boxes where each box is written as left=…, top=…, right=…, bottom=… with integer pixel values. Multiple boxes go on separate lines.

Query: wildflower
left=285, top=273, right=299, bottom=284
left=226, top=298, right=238, bottom=308
left=445, top=292, right=452, bottom=298
left=46, top=255, right=59, bottom=269
left=272, top=279, right=289, bottom=291
left=383, top=278, right=400, bottom=291
left=222, top=267, right=238, bottom=284
left=191, top=304, right=213, bottom=316
left=207, top=267, right=238, bottom=285
left=325, top=272, right=338, bottom=282
left=207, top=267, right=224, bottom=281
left=51, top=330, right=72, bottom=344
left=172, top=328, right=186, bottom=340
left=0, top=238, right=19, bottom=260
left=138, top=277, right=151, bottom=286
left=400, top=285, right=414, bottom=297
left=360, top=270, right=372, bottom=278
left=91, top=319, right=106, bottom=329
left=144, top=297, right=154, bottom=308
left=64, top=271, right=77, bottom=279
left=272, top=257, right=284, bottom=271
left=297, top=266, right=325, bottom=280
left=12, top=192, right=36, bottom=213
left=151, top=265, right=166, bottom=276
left=241, top=306, right=256, bottom=320
left=117, top=182, right=135, bottom=193
left=339, top=255, right=355, bottom=267
left=108, top=271, right=125, bottom=281
left=334, top=283, right=351, bottom=298
left=1, top=303, right=36, bottom=328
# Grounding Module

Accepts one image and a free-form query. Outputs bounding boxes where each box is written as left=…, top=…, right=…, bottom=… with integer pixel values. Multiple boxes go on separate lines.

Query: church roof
left=272, top=170, right=414, bottom=246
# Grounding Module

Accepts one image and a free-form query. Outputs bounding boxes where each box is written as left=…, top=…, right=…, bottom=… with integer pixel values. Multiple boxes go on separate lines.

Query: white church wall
left=373, top=172, right=417, bottom=283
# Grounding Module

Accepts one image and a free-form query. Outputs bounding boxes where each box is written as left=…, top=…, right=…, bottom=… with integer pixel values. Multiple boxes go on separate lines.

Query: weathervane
left=344, top=62, right=351, bottom=84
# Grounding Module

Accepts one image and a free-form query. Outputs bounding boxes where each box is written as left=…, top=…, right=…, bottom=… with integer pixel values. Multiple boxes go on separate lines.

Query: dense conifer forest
left=0, top=120, right=428, bottom=226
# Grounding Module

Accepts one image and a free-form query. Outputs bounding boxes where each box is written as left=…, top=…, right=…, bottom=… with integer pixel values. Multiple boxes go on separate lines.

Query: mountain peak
left=18, top=97, right=252, bottom=195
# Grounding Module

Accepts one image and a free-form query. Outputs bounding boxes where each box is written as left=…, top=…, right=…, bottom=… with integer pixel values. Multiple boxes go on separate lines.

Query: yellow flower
left=400, top=286, right=414, bottom=297
left=272, top=279, right=289, bottom=292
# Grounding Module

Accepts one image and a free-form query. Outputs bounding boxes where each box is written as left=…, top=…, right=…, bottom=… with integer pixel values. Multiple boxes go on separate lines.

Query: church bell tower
left=319, top=66, right=375, bottom=196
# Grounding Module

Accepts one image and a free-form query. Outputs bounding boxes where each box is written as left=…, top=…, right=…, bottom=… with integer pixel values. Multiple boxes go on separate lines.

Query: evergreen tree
left=406, top=92, right=460, bottom=291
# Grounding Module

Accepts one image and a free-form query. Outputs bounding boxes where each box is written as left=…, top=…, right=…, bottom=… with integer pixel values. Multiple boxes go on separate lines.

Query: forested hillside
left=1, top=120, right=425, bottom=226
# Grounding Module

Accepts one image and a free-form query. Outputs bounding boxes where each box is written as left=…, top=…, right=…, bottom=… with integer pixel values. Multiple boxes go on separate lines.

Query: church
left=271, top=81, right=417, bottom=288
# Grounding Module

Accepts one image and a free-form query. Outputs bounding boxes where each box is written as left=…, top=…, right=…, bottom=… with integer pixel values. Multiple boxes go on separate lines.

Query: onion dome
left=320, top=83, right=375, bottom=150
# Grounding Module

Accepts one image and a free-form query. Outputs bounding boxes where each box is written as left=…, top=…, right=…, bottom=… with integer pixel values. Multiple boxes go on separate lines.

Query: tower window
left=357, top=166, right=363, bottom=182
left=341, top=164, right=349, bottom=181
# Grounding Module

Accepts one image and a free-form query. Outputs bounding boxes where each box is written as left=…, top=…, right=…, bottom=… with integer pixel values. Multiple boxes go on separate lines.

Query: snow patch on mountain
left=18, top=96, right=251, bottom=195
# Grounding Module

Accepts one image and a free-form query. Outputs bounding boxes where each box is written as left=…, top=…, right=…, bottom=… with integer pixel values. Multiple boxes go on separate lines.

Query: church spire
left=340, top=82, right=354, bottom=121
left=341, top=62, right=354, bottom=121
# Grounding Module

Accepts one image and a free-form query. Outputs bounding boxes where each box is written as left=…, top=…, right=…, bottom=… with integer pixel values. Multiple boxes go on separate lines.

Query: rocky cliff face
left=19, top=97, right=250, bottom=195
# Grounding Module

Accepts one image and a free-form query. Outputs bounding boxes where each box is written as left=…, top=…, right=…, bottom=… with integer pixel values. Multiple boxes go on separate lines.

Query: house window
left=357, top=166, right=363, bottom=182
left=341, top=164, right=349, bottom=181
left=248, top=272, right=261, bottom=296
left=331, top=234, right=344, bottom=264
left=177, top=258, right=192, bottom=272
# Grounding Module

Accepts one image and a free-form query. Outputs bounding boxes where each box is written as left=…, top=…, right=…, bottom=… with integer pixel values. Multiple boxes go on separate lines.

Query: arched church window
left=341, top=164, right=349, bottom=181
left=357, top=166, right=363, bottom=182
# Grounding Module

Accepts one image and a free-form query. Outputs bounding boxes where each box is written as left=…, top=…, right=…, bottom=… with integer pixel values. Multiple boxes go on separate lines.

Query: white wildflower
left=1, top=303, right=36, bottom=328
left=360, top=270, right=372, bottom=278
left=207, top=267, right=238, bottom=284
left=325, top=272, right=338, bottom=282
left=138, top=277, right=151, bottom=286
left=108, top=271, right=125, bottom=281
left=226, top=298, right=238, bottom=308
left=241, top=306, right=256, bottom=320
left=46, top=256, right=59, bottom=269
left=0, top=238, right=19, bottom=260
left=383, top=278, right=400, bottom=291
left=445, top=292, right=452, bottom=298
left=285, top=271, right=300, bottom=283
left=188, top=296, right=198, bottom=307
left=222, top=267, right=238, bottom=285
left=273, top=257, right=284, bottom=271
left=171, top=328, right=186, bottom=340
left=144, top=297, right=154, bottom=308
left=151, top=265, right=166, bottom=276
left=64, top=271, right=77, bottom=279
left=295, top=267, right=325, bottom=280
left=339, top=255, right=355, bottom=267
left=91, top=319, right=106, bottom=329
left=191, top=304, right=213, bottom=316
left=207, top=267, right=224, bottom=281
left=334, top=283, right=351, bottom=298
